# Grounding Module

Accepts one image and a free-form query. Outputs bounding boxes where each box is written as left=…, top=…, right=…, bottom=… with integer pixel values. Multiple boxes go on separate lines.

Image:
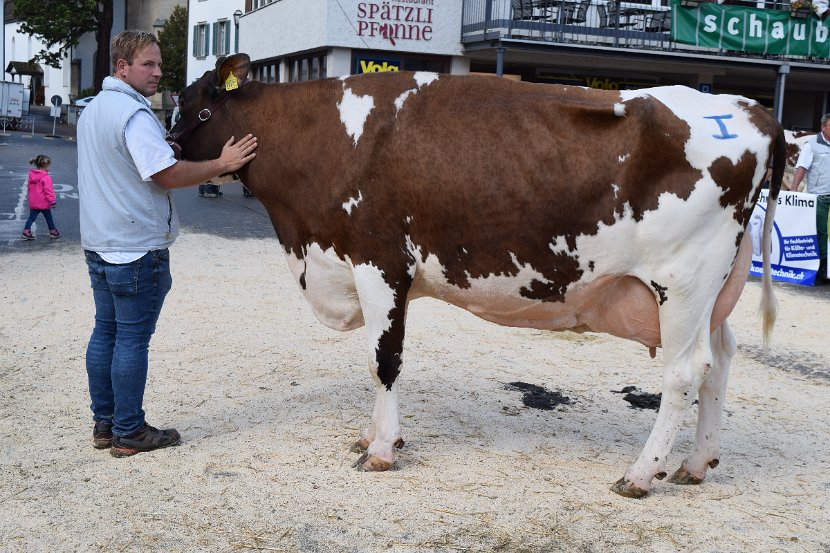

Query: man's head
left=821, top=113, right=830, bottom=135
left=111, top=30, right=162, bottom=98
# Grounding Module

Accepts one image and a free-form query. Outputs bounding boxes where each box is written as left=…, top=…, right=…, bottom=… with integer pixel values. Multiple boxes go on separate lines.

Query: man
left=789, top=113, right=830, bottom=283
left=77, top=30, right=257, bottom=457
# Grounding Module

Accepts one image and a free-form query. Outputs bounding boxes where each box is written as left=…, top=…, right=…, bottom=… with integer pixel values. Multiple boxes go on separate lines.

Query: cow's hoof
left=668, top=464, right=705, bottom=485
left=352, top=452, right=394, bottom=472
left=350, top=438, right=403, bottom=453
left=610, top=477, right=649, bottom=499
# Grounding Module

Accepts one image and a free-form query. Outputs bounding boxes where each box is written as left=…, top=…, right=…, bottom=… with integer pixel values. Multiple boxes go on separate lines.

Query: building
left=2, top=0, right=182, bottom=107
left=187, top=0, right=830, bottom=131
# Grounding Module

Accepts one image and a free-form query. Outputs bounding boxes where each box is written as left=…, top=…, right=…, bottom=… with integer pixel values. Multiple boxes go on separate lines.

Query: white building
left=186, top=0, right=468, bottom=88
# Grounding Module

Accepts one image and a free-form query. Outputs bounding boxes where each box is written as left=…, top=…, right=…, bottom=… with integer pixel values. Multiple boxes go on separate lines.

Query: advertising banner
left=672, top=0, right=830, bottom=58
left=749, top=190, right=823, bottom=285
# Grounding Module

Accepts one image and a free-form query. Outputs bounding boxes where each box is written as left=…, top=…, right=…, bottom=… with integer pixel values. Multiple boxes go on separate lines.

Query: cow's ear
left=216, top=54, right=251, bottom=93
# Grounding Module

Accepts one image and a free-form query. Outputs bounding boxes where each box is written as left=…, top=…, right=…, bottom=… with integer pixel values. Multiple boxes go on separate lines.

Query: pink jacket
left=27, top=169, right=56, bottom=210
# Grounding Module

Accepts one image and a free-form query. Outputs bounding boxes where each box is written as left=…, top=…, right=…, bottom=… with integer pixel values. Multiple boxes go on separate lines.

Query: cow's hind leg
left=350, top=260, right=411, bottom=471
left=612, top=296, right=717, bottom=498
left=669, top=320, right=735, bottom=485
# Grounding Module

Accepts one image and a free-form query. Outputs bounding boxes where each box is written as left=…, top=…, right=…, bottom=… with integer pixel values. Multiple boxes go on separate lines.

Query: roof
left=5, top=61, right=44, bottom=76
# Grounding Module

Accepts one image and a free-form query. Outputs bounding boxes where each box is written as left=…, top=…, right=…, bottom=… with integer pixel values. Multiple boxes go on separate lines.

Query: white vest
left=806, top=134, right=830, bottom=196
left=77, top=77, right=179, bottom=252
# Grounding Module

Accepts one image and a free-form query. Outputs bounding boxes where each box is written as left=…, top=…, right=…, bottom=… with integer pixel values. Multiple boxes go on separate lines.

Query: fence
left=0, top=116, right=36, bottom=137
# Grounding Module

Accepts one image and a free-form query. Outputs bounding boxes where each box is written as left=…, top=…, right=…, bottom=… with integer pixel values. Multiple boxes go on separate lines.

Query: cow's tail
left=760, top=127, right=784, bottom=347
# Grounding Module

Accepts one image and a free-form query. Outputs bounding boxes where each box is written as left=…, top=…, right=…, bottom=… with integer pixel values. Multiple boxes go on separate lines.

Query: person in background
left=21, top=154, right=60, bottom=240
left=789, top=113, right=830, bottom=284
left=169, top=97, right=183, bottom=130
left=77, top=30, right=257, bottom=457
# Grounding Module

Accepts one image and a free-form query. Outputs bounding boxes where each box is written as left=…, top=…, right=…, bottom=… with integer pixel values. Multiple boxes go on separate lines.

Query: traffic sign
left=51, top=95, right=62, bottom=107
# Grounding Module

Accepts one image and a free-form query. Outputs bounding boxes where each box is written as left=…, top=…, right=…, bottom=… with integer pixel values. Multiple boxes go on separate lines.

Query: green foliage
left=13, top=0, right=103, bottom=68
left=158, top=5, right=188, bottom=93
left=78, top=87, right=97, bottom=98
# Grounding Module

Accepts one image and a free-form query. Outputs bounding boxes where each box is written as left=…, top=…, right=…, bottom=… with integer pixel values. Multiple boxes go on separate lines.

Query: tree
left=13, top=0, right=113, bottom=93
left=158, top=5, right=188, bottom=94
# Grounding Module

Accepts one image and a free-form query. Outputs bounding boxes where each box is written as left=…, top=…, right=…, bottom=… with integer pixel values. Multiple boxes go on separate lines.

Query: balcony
left=461, top=0, right=830, bottom=65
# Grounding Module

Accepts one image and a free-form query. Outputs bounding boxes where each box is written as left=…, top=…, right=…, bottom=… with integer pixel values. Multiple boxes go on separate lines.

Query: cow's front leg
left=669, top=321, right=735, bottom=485
left=350, top=260, right=411, bottom=471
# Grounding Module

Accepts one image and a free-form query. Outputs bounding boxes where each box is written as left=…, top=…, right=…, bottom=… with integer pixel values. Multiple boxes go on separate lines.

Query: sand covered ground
left=1, top=232, right=828, bottom=552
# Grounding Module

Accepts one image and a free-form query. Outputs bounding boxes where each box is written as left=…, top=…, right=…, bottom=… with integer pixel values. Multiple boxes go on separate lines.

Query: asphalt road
left=0, top=130, right=276, bottom=254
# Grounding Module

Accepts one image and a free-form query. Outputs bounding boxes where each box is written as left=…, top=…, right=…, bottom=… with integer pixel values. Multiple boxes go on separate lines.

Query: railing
left=0, top=116, right=36, bottom=137
left=462, top=0, right=829, bottom=63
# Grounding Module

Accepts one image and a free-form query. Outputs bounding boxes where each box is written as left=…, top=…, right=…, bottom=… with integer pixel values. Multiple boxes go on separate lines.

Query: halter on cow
left=170, top=53, right=785, bottom=498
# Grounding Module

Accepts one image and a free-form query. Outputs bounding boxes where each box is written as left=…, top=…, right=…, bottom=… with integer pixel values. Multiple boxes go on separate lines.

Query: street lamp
left=233, top=10, right=243, bottom=53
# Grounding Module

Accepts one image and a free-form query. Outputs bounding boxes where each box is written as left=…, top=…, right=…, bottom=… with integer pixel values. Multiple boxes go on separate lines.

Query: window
left=288, top=52, right=327, bottom=82
left=253, top=0, right=276, bottom=9
left=213, top=20, right=231, bottom=56
left=193, top=23, right=209, bottom=58
left=252, top=61, right=280, bottom=84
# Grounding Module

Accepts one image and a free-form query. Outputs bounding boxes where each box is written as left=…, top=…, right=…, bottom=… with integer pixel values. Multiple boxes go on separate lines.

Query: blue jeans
left=24, top=208, right=56, bottom=231
left=84, top=249, right=172, bottom=437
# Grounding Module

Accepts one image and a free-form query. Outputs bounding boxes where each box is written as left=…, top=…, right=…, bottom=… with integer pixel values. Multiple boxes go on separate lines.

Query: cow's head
left=168, top=53, right=252, bottom=161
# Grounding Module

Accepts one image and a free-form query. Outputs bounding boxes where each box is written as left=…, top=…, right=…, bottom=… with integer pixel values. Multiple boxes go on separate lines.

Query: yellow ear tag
left=225, top=73, right=239, bottom=91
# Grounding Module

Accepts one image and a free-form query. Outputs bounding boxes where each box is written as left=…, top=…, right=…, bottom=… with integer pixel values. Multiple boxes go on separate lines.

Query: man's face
left=115, top=43, right=162, bottom=97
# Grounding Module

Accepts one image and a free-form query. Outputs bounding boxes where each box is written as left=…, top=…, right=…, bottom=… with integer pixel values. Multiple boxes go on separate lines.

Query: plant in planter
left=790, top=0, right=817, bottom=18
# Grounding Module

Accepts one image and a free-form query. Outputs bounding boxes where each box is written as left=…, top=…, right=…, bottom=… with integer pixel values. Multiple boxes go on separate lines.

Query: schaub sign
left=672, top=0, right=830, bottom=57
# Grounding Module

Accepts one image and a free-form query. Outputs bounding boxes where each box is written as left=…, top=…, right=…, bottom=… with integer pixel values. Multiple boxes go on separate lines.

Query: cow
left=169, top=54, right=785, bottom=498
left=783, top=129, right=816, bottom=190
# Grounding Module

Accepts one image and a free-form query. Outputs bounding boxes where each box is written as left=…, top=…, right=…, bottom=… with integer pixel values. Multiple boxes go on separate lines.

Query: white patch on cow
left=394, top=90, right=414, bottom=113
left=286, top=244, right=363, bottom=331
left=414, top=72, right=439, bottom=88
left=338, top=87, right=375, bottom=146
left=620, top=86, right=771, bottom=214
left=394, top=73, right=439, bottom=114
left=342, top=190, right=363, bottom=215
left=613, top=103, right=626, bottom=117
left=405, top=216, right=412, bottom=224
left=352, top=262, right=397, bottom=351
left=612, top=184, right=620, bottom=198
left=618, top=154, right=630, bottom=163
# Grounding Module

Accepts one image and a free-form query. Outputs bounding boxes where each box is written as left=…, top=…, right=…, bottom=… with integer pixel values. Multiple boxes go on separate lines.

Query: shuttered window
left=192, top=23, right=209, bottom=58
left=212, top=20, right=231, bottom=56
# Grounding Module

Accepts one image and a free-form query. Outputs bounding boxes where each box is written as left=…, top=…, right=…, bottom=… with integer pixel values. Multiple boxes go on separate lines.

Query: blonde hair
left=111, top=30, right=159, bottom=73
left=30, top=154, right=51, bottom=169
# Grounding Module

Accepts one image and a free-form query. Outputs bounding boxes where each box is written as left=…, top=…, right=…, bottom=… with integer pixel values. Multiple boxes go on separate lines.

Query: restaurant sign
left=672, top=0, right=830, bottom=57
left=357, top=1, right=436, bottom=45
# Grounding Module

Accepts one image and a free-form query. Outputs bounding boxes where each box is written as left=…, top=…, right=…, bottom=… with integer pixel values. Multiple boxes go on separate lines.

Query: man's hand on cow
left=220, top=134, right=258, bottom=172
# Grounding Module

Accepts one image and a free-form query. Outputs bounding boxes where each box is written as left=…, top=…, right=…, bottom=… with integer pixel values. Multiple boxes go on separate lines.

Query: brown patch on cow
left=709, top=150, right=758, bottom=227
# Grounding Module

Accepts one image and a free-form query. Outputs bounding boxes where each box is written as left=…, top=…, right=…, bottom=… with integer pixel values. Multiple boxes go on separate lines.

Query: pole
left=496, top=46, right=505, bottom=77
left=773, top=64, right=789, bottom=123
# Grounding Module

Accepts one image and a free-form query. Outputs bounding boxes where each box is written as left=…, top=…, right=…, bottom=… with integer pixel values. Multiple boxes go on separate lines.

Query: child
left=22, top=154, right=60, bottom=240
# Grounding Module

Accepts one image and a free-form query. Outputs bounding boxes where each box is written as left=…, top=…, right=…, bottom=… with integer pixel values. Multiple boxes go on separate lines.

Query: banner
left=671, top=0, right=830, bottom=58
left=749, top=190, right=823, bottom=285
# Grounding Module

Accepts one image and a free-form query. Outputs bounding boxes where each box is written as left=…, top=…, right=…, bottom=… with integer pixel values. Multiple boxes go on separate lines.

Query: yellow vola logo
left=360, top=60, right=399, bottom=73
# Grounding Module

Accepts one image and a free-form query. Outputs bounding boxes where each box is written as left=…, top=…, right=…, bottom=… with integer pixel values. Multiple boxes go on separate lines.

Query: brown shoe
left=110, top=424, right=180, bottom=458
left=92, top=420, right=113, bottom=449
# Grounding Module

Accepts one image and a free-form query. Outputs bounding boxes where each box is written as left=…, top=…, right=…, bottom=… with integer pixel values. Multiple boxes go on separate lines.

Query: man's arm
left=152, top=134, right=258, bottom=190
left=790, top=167, right=807, bottom=193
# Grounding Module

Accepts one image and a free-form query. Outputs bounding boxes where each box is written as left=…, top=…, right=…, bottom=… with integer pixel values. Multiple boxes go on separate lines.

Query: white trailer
left=1, top=81, right=25, bottom=118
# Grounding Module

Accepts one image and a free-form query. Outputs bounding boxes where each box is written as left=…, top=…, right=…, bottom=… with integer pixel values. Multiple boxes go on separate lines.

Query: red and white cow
left=170, top=54, right=785, bottom=498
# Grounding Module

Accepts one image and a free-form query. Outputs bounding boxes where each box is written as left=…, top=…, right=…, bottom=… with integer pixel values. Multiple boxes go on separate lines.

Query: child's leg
left=42, top=209, right=56, bottom=231
left=23, top=209, right=40, bottom=230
